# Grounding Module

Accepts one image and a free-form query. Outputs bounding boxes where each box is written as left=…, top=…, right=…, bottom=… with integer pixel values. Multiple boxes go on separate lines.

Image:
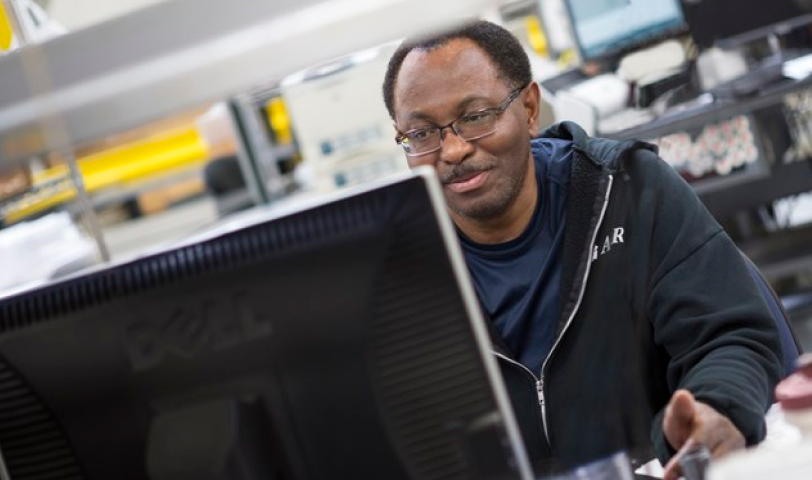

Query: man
left=381, top=20, right=782, bottom=479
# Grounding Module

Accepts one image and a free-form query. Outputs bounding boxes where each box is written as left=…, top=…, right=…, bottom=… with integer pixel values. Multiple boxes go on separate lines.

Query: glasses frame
left=395, top=84, right=527, bottom=157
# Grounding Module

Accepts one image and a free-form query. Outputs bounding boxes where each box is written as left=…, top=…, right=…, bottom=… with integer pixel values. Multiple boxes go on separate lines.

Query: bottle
left=709, top=354, right=812, bottom=480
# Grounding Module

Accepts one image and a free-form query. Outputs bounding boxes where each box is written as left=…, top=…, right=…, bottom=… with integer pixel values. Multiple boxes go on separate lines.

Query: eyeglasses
left=395, top=85, right=526, bottom=157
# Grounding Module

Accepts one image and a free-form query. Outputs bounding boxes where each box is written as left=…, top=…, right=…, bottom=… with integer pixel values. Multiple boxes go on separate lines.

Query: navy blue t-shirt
left=460, top=138, right=573, bottom=375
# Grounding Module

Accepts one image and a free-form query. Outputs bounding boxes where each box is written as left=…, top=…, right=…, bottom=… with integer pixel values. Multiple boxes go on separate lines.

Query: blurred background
left=2, top=0, right=812, bottom=352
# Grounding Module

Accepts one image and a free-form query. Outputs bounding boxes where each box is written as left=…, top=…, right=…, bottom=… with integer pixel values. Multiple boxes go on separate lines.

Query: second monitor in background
left=564, top=0, right=687, bottom=63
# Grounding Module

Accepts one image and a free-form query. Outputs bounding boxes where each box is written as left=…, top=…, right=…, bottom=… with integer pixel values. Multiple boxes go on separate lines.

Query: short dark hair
left=382, top=20, right=532, bottom=119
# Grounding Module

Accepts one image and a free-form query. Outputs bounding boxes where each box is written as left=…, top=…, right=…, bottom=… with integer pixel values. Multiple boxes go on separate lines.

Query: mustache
left=440, top=163, right=495, bottom=184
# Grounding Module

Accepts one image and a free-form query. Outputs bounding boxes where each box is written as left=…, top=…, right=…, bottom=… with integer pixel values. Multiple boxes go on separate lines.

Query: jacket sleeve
left=636, top=151, right=783, bottom=463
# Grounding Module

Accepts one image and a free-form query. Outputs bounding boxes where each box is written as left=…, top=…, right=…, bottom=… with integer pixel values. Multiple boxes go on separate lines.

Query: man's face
left=392, top=38, right=537, bottom=221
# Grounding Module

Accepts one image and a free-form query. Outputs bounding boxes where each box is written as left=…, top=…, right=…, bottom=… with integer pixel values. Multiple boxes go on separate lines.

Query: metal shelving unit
left=0, top=0, right=496, bottom=169
left=0, top=0, right=498, bottom=260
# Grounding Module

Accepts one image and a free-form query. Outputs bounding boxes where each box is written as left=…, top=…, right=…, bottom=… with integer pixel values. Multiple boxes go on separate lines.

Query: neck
left=453, top=157, right=537, bottom=244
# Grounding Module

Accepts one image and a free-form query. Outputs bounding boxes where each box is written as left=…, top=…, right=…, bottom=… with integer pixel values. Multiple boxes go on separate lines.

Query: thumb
left=664, top=389, right=698, bottom=450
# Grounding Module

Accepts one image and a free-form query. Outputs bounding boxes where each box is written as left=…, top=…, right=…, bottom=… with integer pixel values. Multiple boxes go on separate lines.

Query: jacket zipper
left=537, top=174, right=615, bottom=445
left=492, top=350, right=545, bottom=408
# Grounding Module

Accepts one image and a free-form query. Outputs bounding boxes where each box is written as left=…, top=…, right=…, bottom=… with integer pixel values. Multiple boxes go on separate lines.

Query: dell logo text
left=125, top=291, right=272, bottom=372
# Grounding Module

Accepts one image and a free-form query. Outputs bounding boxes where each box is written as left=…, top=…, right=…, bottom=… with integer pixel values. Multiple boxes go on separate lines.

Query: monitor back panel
left=0, top=175, right=527, bottom=480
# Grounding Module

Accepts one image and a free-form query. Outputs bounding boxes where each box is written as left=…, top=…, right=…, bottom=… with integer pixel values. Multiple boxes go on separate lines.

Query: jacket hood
left=539, top=121, right=658, bottom=171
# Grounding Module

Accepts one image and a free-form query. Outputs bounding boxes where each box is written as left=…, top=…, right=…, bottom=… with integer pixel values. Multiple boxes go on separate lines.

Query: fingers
left=661, top=391, right=747, bottom=480
left=705, top=422, right=745, bottom=458
left=663, top=391, right=698, bottom=480
left=692, top=402, right=745, bottom=457
left=667, top=390, right=696, bottom=425
left=663, top=457, right=681, bottom=480
left=664, top=389, right=697, bottom=450
left=664, top=438, right=743, bottom=480
left=664, top=438, right=714, bottom=480
left=663, top=437, right=695, bottom=480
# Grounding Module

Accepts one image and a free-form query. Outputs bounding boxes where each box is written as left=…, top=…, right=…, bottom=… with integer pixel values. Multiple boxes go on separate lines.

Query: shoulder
left=531, top=137, right=575, bottom=182
left=623, top=146, right=694, bottom=195
left=530, top=137, right=575, bottom=157
left=619, top=144, right=723, bottom=251
left=585, top=136, right=658, bottom=169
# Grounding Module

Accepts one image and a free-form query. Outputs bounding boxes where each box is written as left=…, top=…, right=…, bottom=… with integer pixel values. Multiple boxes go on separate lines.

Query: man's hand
left=662, top=389, right=745, bottom=480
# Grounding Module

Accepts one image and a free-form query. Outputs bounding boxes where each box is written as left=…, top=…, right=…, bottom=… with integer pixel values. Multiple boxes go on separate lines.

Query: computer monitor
left=679, top=0, right=812, bottom=48
left=564, top=0, right=687, bottom=62
left=0, top=169, right=534, bottom=480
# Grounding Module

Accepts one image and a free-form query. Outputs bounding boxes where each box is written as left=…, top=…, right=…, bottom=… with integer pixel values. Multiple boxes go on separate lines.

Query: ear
left=523, top=82, right=541, bottom=138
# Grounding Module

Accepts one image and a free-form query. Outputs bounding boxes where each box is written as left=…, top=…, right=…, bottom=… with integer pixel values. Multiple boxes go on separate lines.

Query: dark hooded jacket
left=490, top=122, right=782, bottom=474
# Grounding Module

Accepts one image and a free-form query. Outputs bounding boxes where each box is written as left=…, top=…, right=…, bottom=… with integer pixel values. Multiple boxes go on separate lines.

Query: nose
left=438, top=127, right=474, bottom=165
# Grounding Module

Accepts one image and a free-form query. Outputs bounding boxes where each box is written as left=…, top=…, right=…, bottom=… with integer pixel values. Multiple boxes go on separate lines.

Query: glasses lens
left=455, top=112, right=497, bottom=140
left=402, top=128, right=440, bottom=155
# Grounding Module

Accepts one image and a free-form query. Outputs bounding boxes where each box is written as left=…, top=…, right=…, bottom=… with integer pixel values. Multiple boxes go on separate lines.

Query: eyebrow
left=405, top=94, right=493, bottom=123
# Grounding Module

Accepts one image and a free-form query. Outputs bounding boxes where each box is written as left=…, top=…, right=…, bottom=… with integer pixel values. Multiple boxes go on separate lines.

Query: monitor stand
left=146, top=398, right=288, bottom=480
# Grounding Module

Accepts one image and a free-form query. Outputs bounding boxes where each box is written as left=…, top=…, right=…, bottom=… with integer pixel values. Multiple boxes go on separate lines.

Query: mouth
left=445, top=170, right=489, bottom=194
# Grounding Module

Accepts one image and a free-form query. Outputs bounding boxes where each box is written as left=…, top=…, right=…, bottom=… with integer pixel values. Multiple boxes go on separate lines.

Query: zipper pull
left=536, top=379, right=544, bottom=406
